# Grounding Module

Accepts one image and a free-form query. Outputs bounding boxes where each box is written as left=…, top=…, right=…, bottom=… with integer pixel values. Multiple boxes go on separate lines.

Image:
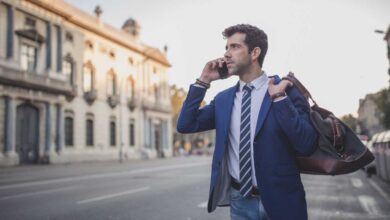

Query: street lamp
left=374, top=27, right=390, bottom=78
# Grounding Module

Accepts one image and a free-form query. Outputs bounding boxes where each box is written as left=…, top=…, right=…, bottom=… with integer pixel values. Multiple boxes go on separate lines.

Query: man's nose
left=224, top=50, right=231, bottom=59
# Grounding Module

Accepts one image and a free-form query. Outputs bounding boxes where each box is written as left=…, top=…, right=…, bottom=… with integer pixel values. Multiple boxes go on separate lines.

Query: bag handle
left=282, top=72, right=318, bottom=107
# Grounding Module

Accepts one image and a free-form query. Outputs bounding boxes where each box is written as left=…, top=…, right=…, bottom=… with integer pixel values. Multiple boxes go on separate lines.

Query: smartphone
left=217, top=62, right=228, bottom=79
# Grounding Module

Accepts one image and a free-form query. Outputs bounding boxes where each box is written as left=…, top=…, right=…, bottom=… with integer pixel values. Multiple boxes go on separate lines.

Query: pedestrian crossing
left=302, top=173, right=390, bottom=220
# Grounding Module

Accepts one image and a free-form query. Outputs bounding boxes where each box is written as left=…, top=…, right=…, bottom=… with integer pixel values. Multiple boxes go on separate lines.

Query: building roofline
left=27, top=0, right=171, bottom=67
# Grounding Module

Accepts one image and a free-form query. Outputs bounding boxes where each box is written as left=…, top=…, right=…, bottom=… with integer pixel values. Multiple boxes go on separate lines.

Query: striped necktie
left=240, top=84, right=254, bottom=197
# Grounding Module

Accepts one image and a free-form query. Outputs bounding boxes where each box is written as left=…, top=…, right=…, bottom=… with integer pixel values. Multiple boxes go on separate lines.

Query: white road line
left=0, top=186, right=75, bottom=201
left=197, top=201, right=208, bottom=208
left=77, top=186, right=150, bottom=204
left=358, top=195, right=382, bottom=216
left=306, top=194, right=357, bottom=203
left=368, top=178, right=390, bottom=204
left=0, top=161, right=210, bottom=190
left=351, top=178, right=364, bottom=188
left=309, top=208, right=388, bottom=219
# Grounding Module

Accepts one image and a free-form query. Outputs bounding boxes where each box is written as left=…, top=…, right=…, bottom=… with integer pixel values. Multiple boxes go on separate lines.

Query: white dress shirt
left=227, top=73, right=269, bottom=187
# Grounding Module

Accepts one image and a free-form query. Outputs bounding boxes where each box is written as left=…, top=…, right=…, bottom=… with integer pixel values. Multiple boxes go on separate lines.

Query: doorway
left=16, top=103, right=40, bottom=164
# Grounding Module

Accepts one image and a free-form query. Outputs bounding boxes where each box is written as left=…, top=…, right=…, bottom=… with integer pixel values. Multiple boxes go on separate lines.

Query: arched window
left=127, top=75, right=135, bottom=98
left=83, top=62, right=94, bottom=92
left=110, top=121, right=116, bottom=147
left=86, top=113, right=94, bottom=147
left=107, top=70, right=116, bottom=96
left=110, top=116, right=116, bottom=147
left=65, top=116, right=74, bottom=146
left=63, top=54, right=74, bottom=85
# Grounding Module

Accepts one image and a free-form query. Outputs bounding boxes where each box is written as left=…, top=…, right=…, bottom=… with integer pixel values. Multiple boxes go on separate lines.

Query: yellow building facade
left=0, top=0, right=172, bottom=166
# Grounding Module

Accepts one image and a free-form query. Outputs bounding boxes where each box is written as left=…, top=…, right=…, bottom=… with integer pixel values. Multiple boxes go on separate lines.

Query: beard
left=229, top=58, right=252, bottom=76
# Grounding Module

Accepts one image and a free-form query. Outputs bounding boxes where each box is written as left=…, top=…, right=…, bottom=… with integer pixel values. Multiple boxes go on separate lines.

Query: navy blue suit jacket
left=177, top=76, right=318, bottom=220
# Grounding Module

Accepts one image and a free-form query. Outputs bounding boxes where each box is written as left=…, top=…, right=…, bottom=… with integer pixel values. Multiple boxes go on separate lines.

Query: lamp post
left=375, top=27, right=390, bottom=79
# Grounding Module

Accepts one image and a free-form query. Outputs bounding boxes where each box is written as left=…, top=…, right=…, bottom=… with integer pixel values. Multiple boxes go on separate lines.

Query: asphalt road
left=0, top=156, right=389, bottom=220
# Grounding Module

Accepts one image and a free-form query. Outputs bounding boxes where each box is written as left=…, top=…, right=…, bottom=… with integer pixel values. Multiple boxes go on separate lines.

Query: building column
left=150, top=119, right=154, bottom=150
left=143, top=116, right=151, bottom=149
left=45, top=102, right=51, bottom=154
left=46, top=22, right=52, bottom=70
left=6, top=4, right=14, bottom=59
left=162, top=120, right=169, bottom=149
left=4, top=96, right=14, bottom=154
left=56, top=25, right=62, bottom=72
left=55, top=104, right=64, bottom=153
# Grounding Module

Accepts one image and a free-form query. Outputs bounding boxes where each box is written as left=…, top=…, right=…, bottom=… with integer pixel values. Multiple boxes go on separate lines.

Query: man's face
left=224, top=33, right=252, bottom=75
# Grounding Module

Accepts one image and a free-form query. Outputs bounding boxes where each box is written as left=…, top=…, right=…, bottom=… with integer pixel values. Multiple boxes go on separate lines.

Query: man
left=177, top=24, right=318, bottom=220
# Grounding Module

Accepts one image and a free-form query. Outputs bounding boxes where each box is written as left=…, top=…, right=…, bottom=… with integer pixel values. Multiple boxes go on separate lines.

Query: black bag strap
left=282, top=72, right=318, bottom=107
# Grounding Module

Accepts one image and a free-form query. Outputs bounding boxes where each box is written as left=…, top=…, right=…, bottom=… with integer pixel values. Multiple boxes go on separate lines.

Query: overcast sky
left=66, top=0, right=390, bottom=117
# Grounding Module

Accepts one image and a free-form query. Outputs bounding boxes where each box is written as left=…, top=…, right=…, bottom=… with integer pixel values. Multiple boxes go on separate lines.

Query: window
left=129, top=119, right=135, bottom=147
left=65, top=117, right=74, bottom=146
left=65, top=32, right=73, bottom=43
left=107, top=71, right=116, bottom=96
left=154, top=85, right=159, bottom=100
left=21, top=43, right=37, bottom=72
left=109, top=50, right=115, bottom=59
left=110, top=121, right=116, bottom=146
left=25, top=17, right=36, bottom=29
left=127, top=76, right=135, bottom=98
left=128, top=57, right=134, bottom=65
left=83, top=64, right=93, bottom=92
left=63, top=59, right=73, bottom=84
left=86, top=119, right=94, bottom=146
left=85, top=40, right=94, bottom=50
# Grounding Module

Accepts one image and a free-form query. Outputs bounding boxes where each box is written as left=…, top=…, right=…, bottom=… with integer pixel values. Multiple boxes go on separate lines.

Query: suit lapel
left=221, top=83, right=239, bottom=139
left=254, top=88, right=272, bottom=138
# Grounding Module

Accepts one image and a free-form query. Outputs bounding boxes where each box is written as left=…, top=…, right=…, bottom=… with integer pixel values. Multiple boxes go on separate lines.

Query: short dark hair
left=222, top=24, right=268, bottom=67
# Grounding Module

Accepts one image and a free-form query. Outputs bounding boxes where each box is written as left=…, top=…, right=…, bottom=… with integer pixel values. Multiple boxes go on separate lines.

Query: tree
left=340, top=114, right=358, bottom=132
left=374, top=88, right=390, bottom=129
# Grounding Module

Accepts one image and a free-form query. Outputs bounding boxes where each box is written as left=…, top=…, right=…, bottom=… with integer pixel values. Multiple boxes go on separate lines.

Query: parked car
left=365, top=130, right=390, bottom=180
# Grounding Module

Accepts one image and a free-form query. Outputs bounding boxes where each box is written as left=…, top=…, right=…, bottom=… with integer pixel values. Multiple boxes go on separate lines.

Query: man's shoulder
left=215, top=83, right=237, bottom=99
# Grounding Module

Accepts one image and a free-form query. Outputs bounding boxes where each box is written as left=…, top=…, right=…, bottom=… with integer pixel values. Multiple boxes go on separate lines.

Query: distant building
left=357, top=93, right=385, bottom=138
left=0, top=0, right=172, bottom=166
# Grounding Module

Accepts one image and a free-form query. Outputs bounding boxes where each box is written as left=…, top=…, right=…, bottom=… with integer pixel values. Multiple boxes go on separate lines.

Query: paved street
left=0, top=156, right=389, bottom=220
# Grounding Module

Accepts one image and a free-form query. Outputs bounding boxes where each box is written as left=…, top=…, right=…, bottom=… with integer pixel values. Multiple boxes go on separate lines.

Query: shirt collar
left=239, top=71, right=268, bottom=92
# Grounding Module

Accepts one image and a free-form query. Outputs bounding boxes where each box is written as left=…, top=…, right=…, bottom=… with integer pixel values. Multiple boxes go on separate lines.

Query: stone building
left=0, top=0, right=172, bottom=166
left=357, top=93, right=385, bottom=138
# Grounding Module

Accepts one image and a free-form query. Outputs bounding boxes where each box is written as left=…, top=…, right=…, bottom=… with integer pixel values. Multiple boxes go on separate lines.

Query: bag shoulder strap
left=282, top=72, right=318, bottom=106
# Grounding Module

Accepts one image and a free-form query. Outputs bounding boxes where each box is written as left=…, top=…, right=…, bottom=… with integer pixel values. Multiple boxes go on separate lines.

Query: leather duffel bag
left=283, top=72, right=374, bottom=175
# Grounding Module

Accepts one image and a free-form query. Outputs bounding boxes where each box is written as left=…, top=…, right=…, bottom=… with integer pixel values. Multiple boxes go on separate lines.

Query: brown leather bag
left=283, top=72, right=374, bottom=175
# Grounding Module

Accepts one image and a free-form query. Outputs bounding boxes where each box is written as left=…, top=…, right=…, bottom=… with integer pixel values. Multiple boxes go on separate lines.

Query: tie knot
left=243, top=84, right=254, bottom=93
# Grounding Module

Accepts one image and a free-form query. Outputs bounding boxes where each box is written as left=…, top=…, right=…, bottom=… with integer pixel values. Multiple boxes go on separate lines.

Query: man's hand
left=268, top=78, right=293, bottom=96
left=199, top=58, right=231, bottom=83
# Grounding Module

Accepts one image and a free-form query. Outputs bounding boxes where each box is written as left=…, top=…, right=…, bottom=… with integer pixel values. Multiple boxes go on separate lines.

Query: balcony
left=141, top=99, right=172, bottom=113
left=83, top=89, right=97, bottom=105
left=107, top=95, right=120, bottom=108
left=127, top=96, right=138, bottom=111
left=0, top=64, right=76, bottom=99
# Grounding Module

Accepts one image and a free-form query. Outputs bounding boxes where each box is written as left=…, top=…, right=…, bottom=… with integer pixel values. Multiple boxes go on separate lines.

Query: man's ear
left=251, top=47, right=261, bottom=61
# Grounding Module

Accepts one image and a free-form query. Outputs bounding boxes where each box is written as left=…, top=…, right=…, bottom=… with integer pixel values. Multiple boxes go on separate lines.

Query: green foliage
left=340, top=114, right=358, bottom=132
left=374, top=88, right=390, bottom=129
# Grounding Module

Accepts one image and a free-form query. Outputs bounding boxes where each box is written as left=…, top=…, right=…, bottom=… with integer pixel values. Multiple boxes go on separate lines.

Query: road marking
left=351, top=178, right=363, bottom=188
left=309, top=208, right=389, bottom=219
left=0, top=161, right=210, bottom=190
left=197, top=201, right=208, bottom=208
left=358, top=195, right=382, bottom=216
left=0, top=186, right=75, bottom=201
left=306, top=194, right=356, bottom=203
left=77, top=186, right=150, bottom=204
left=368, top=178, right=390, bottom=204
